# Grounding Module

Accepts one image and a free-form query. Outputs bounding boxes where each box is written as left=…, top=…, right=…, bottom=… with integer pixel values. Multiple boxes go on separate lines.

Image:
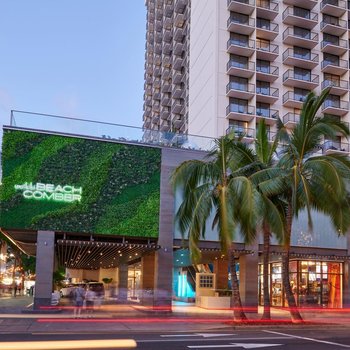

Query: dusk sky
left=0, top=1, right=146, bottom=139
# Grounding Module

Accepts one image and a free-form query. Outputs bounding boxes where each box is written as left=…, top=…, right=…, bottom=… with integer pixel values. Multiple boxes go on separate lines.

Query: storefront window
left=259, top=260, right=343, bottom=308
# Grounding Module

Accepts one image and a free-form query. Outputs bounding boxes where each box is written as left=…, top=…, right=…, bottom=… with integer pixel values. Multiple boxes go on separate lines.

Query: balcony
left=226, top=104, right=255, bottom=122
left=256, top=0, right=278, bottom=20
left=174, top=27, right=185, bottom=42
left=322, top=99, right=349, bottom=116
left=143, top=119, right=151, bottom=129
left=162, top=55, right=172, bottom=68
left=163, top=16, right=173, bottom=30
left=153, top=78, right=161, bottom=89
left=154, top=66, right=161, bottom=77
left=163, top=28, right=172, bottom=42
left=226, top=126, right=256, bottom=142
left=162, top=42, right=172, bottom=55
left=160, top=121, right=170, bottom=132
left=282, top=7, right=318, bottom=29
left=320, top=0, right=347, bottom=17
left=256, top=21, right=279, bottom=41
left=256, top=109, right=279, bottom=125
left=321, top=17, right=347, bottom=36
left=173, top=71, right=183, bottom=84
left=161, top=95, right=171, bottom=107
left=160, top=107, right=170, bottom=121
left=256, top=41, right=278, bottom=61
left=153, top=91, right=161, bottom=101
left=322, top=79, right=349, bottom=96
left=174, top=0, right=186, bottom=13
left=226, top=82, right=255, bottom=99
left=172, top=99, right=184, bottom=114
left=227, top=60, right=255, bottom=78
left=322, top=140, right=350, bottom=155
left=162, top=81, right=171, bottom=93
left=321, top=59, right=348, bottom=76
left=283, top=112, right=300, bottom=127
left=227, top=38, right=255, bottom=57
left=256, top=64, right=279, bottom=82
left=172, top=85, right=184, bottom=99
left=173, top=56, right=183, bottom=71
left=282, top=27, right=318, bottom=49
left=283, top=91, right=307, bottom=108
left=174, top=12, right=185, bottom=28
left=152, top=114, right=160, bottom=124
left=321, top=38, right=348, bottom=56
left=162, top=68, right=171, bottom=80
left=227, top=16, right=255, bottom=35
left=282, top=48, right=319, bottom=69
left=173, top=42, right=184, bottom=56
left=256, top=86, right=279, bottom=104
left=283, top=0, right=317, bottom=9
left=283, top=69, right=319, bottom=90
left=227, top=0, right=255, bottom=15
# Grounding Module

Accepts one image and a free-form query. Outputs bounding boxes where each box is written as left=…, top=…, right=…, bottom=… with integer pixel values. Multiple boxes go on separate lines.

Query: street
left=1, top=327, right=350, bottom=349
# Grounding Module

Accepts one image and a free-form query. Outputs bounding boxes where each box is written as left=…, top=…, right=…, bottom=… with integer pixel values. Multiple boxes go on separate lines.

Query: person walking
left=73, top=285, right=85, bottom=318
left=85, top=286, right=96, bottom=318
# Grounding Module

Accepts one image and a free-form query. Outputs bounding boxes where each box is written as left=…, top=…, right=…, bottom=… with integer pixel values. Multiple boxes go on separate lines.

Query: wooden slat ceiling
left=56, top=239, right=160, bottom=269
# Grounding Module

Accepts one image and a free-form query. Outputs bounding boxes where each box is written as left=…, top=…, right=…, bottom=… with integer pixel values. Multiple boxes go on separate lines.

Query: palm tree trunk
left=261, top=221, right=271, bottom=320
left=282, top=203, right=303, bottom=323
left=229, top=244, right=247, bottom=321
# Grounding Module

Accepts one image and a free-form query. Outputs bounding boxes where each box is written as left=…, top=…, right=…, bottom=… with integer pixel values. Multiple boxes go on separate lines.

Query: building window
left=230, top=33, right=249, bottom=47
left=230, top=12, right=249, bottom=25
left=293, top=46, right=311, bottom=60
left=256, top=38, right=271, bottom=51
left=324, top=33, right=339, bottom=46
left=256, top=81, right=270, bottom=95
left=293, top=26, right=311, bottom=39
left=229, top=98, right=249, bottom=113
left=256, top=102, right=271, bottom=117
left=230, top=54, right=248, bottom=69
left=293, top=6, right=310, bottom=19
left=257, top=17, right=270, bottom=30
left=324, top=53, right=340, bottom=66
left=199, top=274, right=214, bottom=288
left=294, top=67, right=311, bottom=82
left=257, top=59, right=270, bottom=74
left=230, top=76, right=249, bottom=91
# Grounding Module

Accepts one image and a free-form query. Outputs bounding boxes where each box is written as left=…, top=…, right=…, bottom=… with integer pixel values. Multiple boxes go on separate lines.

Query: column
left=343, top=234, right=350, bottom=307
left=118, top=264, right=128, bottom=303
left=213, top=258, right=229, bottom=290
left=238, top=243, right=259, bottom=312
left=140, top=252, right=155, bottom=305
left=33, top=230, right=55, bottom=310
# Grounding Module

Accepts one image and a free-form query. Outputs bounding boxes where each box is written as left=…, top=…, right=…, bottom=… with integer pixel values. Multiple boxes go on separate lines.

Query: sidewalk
left=0, top=295, right=349, bottom=334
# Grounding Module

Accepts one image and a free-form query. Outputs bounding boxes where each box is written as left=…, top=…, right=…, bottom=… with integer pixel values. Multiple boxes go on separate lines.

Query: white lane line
left=137, top=336, right=290, bottom=343
left=264, top=330, right=350, bottom=348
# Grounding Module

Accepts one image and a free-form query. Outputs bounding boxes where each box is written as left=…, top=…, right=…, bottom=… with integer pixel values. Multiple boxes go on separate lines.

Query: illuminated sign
left=14, top=182, right=82, bottom=203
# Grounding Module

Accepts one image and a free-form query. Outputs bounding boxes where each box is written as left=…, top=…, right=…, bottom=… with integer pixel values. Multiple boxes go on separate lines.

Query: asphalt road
left=1, top=327, right=350, bottom=349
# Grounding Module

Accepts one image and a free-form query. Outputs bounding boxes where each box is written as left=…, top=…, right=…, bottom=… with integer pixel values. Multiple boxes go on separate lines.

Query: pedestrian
left=73, top=285, right=85, bottom=318
left=85, top=286, right=96, bottom=318
left=14, top=284, right=17, bottom=297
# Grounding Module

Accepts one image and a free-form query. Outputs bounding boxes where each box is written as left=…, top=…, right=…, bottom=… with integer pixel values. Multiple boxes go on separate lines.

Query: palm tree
left=171, top=136, right=259, bottom=321
left=228, top=121, right=285, bottom=320
left=256, top=88, right=350, bottom=322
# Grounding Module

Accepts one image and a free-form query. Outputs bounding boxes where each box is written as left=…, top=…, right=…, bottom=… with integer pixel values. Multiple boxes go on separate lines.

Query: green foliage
left=0, top=130, right=161, bottom=238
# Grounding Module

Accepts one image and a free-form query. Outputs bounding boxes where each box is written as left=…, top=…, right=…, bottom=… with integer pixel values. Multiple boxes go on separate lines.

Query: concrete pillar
left=141, top=252, right=155, bottom=305
left=118, top=264, right=128, bottom=303
left=213, top=259, right=229, bottom=290
left=343, top=234, right=350, bottom=307
left=238, top=244, right=259, bottom=312
left=33, top=230, right=55, bottom=310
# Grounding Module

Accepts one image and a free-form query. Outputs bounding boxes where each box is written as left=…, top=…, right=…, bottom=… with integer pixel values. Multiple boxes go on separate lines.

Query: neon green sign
left=14, top=182, right=82, bottom=203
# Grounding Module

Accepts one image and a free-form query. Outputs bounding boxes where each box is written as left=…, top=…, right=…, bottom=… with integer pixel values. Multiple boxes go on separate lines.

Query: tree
left=228, top=120, right=285, bottom=320
left=171, top=136, right=260, bottom=321
left=256, top=88, right=350, bottom=322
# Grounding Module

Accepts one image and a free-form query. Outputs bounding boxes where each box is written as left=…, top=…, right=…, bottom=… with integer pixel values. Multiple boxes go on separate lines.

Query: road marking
left=265, top=330, right=350, bottom=348
left=161, top=333, right=235, bottom=338
left=188, top=343, right=282, bottom=349
left=137, top=336, right=289, bottom=343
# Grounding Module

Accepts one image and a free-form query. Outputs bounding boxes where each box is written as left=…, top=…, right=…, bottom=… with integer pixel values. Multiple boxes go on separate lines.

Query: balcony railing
left=256, top=86, right=279, bottom=98
left=256, top=21, right=279, bottom=33
left=282, top=48, right=319, bottom=64
left=226, top=126, right=256, bottom=139
left=283, top=112, right=300, bottom=125
left=227, top=0, right=255, bottom=15
left=283, top=6, right=318, bottom=21
left=256, top=64, right=279, bottom=76
left=323, top=99, right=349, bottom=110
left=226, top=82, right=255, bottom=94
left=322, top=140, right=350, bottom=154
left=256, top=108, right=279, bottom=119
left=227, top=16, right=255, bottom=28
left=226, top=104, right=255, bottom=115
left=321, top=59, right=348, bottom=70
left=227, top=60, right=255, bottom=72
left=283, top=27, right=319, bottom=42
left=256, top=41, right=278, bottom=54
left=321, top=79, right=349, bottom=90
left=283, top=91, right=307, bottom=103
left=283, top=69, right=319, bottom=84
left=321, top=17, right=347, bottom=31
left=257, top=0, right=278, bottom=12
left=227, top=38, right=255, bottom=50
left=321, top=38, right=348, bottom=50
left=321, top=0, right=347, bottom=15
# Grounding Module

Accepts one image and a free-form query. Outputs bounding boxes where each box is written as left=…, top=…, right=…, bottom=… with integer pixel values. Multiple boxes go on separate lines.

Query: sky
left=0, top=1, right=146, bottom=140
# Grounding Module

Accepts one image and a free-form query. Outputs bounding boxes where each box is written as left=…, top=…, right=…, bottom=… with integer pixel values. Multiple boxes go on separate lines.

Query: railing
left=321, top=17, right=347, bottom=30
left=323, top=100, right=349, bottom=110
left=227, top=59, right=255, bottom=71
left=227, top=38, right=255, bottom=49
left=283, top=7, right=318, bottom=21
left=256, top=108, right=279, bottom=119
left=322, top=79, right=349, bottom=90
left=8, top=110, right=216, bottom=152
left=256, top=64, right=278, bottom=76
left=283, top=92, right=307, bottom=103
left=226, top=82, right=255, bottom=93
left=283, top=69, right=319, bottom=84
left=257, top=0, right=278, bottom=11
left=227, top=0, right=255, bottom=6
left=283, top=27, right=319, bottom=42
left=256, top=86, right=279, bottom=97
left=283, top=113, right=300, bottom=124
left=322, top=140, right=350, bottom=153
left=256, top=41, right=278, bottom=54
left=227, top=16, right=255, bottom=28
left=283, top=48, right=319, bottom=63
left=226, top=104, right=255, bottom=115
left=226, top=126, right=256, bottom=139
left=256, top=22, right=278, bottom=33
left=321, top=59, right=348, bottom=70
left=321, top=0, right=347, bottom=10
left=321, top=38, right=348, bottom=50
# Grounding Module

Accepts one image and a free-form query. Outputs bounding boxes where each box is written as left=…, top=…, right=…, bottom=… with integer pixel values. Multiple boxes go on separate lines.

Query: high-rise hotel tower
left=143, top=0, right=350, bottom=154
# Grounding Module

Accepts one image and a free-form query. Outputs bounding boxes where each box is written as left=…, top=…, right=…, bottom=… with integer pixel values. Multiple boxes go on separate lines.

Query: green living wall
left=0, top=130, right=161, bottom=238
